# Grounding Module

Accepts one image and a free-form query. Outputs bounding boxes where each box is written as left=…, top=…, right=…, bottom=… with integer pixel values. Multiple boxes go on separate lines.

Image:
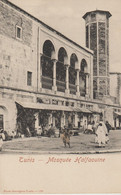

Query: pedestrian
left=60, top=127, right=71, bottom=148
left=83, top=120, right=87, bottom=133
left=92, top=120, right=98, bottom=134
left=105, top=121, right=112, bottom=133
left=95, top=121, right=108, bottom=147
left=103, top=121, right=109, bottom=143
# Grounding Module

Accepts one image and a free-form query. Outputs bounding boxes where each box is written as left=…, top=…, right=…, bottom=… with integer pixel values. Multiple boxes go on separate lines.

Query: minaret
left=83, top=10, right=112, bottom=99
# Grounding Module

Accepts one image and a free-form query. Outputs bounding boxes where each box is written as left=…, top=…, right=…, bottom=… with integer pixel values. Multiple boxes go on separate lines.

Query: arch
left=0, top=105, right=8, bottom=130
left=56, top=47, right=67, bottom=82
left=43, top=40, right=55, bottom=58
left=80, top=59, right=87, bottom=73
left=41, top=40, right=55, bottom=90
left=70, top=53, right=78, bottom=68
left=58, top=47, right=68, bottom=64
left=69, top=53, right=78, bottom=94
left=56, top=47, right=68, bottom=92
left=79, top=59, right=88, bottom=97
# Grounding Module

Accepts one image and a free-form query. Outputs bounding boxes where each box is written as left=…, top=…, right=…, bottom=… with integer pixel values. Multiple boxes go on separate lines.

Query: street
left=1, top=130, right=121, bottom=154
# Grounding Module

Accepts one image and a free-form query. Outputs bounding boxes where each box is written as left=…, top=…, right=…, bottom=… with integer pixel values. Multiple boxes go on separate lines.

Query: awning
left=114, top=112, right=121, bottom=116
left=73, top=107, right=92, bottom=114
left=16, top=101, right=73, bottom=112
left=89, top=109, right=102, bottom=114
left=16, top=101, right=92, bottom=113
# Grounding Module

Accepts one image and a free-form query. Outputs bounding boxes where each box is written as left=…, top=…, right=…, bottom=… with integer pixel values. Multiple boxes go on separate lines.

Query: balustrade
left=69, top=84, right=76, bottom=95
left=56, top=80, right=66, bottom=92
left=41, top=76, right=53, bottom=90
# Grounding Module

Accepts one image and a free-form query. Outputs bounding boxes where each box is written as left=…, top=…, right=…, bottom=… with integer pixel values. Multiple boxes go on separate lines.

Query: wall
left=110, top=74, right=117, bottom=97
left=0, top=0, right=38, bottom=91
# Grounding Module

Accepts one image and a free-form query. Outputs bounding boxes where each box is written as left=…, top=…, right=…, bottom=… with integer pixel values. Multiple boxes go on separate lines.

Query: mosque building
left=0, top=0, right=121, bottom=136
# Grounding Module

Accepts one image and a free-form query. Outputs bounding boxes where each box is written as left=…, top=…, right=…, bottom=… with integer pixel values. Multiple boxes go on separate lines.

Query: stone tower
left=83, top=10, right=112, bottom=99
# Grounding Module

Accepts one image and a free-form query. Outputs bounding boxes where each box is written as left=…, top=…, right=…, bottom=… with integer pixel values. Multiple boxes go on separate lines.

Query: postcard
left=0, top=0, right=121, bottom=194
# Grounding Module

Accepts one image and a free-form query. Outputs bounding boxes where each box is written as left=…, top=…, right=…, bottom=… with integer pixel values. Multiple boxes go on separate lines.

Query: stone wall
left=0, top=1, right=38, bottom=91
left=0, top=1, right=32, bottom=46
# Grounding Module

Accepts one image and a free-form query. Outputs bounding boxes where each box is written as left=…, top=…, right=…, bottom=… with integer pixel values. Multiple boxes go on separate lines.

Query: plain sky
left=9, top=0, right=121, bottom=72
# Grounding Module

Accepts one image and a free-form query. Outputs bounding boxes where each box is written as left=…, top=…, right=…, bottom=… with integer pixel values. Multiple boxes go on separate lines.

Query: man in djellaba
left=95, top=121, right=109, bottom=147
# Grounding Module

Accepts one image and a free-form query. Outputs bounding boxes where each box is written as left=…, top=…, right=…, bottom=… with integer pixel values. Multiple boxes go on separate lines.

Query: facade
left=110, top=72, right=121, bottom=128
left=110, top=72, right=121, bottom=105
left=83, top=10, right=111, bottom=99
left=0, top=0, right=121, bottom=136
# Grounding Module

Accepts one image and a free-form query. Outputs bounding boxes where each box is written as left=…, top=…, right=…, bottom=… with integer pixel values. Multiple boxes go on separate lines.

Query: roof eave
left=82, top=10, right=112, bottom=19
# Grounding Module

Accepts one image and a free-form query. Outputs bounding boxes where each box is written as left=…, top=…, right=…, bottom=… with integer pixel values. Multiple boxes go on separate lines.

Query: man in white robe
left=95, top=122, right=108, bottom=147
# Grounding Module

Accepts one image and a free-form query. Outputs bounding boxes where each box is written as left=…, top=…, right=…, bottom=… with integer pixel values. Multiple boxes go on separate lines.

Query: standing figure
left=105, top=121, right=112, bottom=133
left=60, top=127, right=71, bottom=148
left=95, top=122, right=108, bottom=147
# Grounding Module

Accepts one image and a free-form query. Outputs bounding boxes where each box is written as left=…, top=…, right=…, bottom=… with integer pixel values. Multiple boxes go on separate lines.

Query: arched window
left=69, top=53, right=78, bottom=84
left=56, top=47, right=67, bottom=81
left=79, top=59, right=87, bottom=96
left=81, top=59, right=87, bottom=73
left=41, top=40, right=55, bottom=89
left=56, top=47, right=67, bottom=92
left=42, top=40, right=55, bottom=78
left=69, top=53, right=78, bottom=94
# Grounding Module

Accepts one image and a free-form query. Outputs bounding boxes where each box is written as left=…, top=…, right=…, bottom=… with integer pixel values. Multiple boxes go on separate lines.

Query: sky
left=9, top=0, right=121, bottom=72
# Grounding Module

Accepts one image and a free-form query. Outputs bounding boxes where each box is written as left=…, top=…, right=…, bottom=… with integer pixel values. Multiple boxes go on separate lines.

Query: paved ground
left=1, top=130, right=121, bottom=154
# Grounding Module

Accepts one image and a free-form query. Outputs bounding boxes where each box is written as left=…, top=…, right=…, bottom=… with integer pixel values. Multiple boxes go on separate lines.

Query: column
left=86, top=73, right=89, bottom=97
left=76, top=69, right=80, bottom=96
left=52, top=59, right=57, bottom=92
left=37, top=27, right=41, bottom=91
left=48, top=113, right=52, bottom=125
left=34, top=113, right=39, bottom=129
left=40, top=53, right=43, bottom=89
left=52, top=116, right=55, bottom=126
left=65, top=64, right=70, bottom=94
left=61, top=111, right=65, bottom=128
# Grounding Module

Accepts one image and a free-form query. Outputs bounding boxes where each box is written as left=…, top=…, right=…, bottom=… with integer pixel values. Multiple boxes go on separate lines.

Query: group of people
left=60, top=120, right=111, bottom=148
left=0, top=120, right=111, bottom=151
